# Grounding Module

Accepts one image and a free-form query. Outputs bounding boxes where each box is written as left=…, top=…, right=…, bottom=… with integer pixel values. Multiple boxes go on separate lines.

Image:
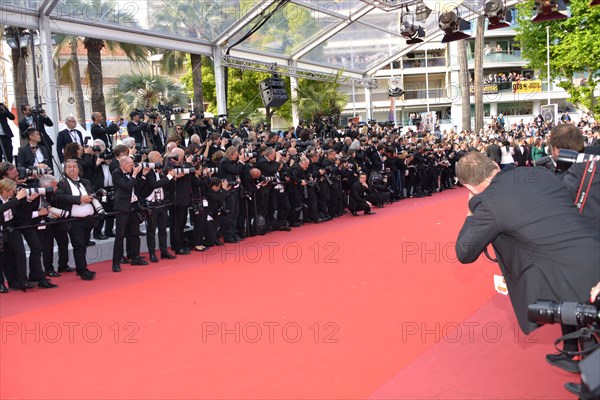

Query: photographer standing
left=219, top=147, right=249, bottom=243
left=54, top=160, right=98, bottom=281
left=17, top=128, right=52, bottom=171
left=0, top=103, right=16, bottom=162
left=56, top=116, right=84, bottom=163
left=127, top=111, right=150, bottom=149
left=111, top=157, right=149, bottom=272
left=91, top=112, right=122, bottom=149
left=141, top=151, right=177, bottom=262
left=18, top=104, right=54, bottom=152
left=91, top=140, right=115, bottom=240
left=0, top=179, right=34, bottom=292
left=164, top=148, right=193, bottom=255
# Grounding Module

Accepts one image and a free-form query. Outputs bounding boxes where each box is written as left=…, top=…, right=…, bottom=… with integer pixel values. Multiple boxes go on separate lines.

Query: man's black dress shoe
left=58, top=266, right=74, bottom=273
left=175, top=249, right=191, bottom=255
left=38, top=280, right=58, bottom=289
left=120, top=257, right=131, bottom=264
left=564, top=382, right=581, bottom=396
left=86, top=241, right=96, bottom=247
left=0, top=283, right=8, bottom=293
left=93, top=234, right=108, bottom=240
left=131, top=257, right=149, bottom=266
left=160, top=251, right=177, bottom=259
left=149, top=254, right=159, bottom=263
left=214, top=240, right=224, bottom=246
left=46, top=271, right=61, bottom=278
left=112, top=264, right=121, bottom=272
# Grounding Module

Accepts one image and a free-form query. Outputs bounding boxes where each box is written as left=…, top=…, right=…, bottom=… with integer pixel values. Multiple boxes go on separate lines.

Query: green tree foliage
left=181, top=59, right=292, bottom=127
left=293, top=73, right=348, bottom=124
left=107, top=73, right=188, bottom=116
left=515, top=0, right=600, bottom=116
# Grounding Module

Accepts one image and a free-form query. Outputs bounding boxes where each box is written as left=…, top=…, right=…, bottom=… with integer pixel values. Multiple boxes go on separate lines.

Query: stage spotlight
left=401, top=13, right=426, bottom=44
left=484, top=0, right=512, bottom=29
left=439, top=10, right=471, bottom=43
left=415, top=3, right=432, bottom=21
left=532, top=0, right=568, bottom=22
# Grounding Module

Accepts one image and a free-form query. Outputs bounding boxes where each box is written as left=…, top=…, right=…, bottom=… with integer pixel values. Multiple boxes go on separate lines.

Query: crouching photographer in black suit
left=54, top=159, right=103, bottom=281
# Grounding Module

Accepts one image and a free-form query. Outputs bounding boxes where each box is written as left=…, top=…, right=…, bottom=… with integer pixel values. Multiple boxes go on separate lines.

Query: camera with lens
left=99, top=149, right=114, bottom=160
left=24, top=186, right=54, bottom=196
left=259, top=176, right=275, bottom=184
left=242, top=151, right=258, bottom=159
left=217, top=205, right=229, bottom=216
left=17, top=167, right=51, bottom=179
left=218, top=114, right=228, bottom=127
left=140, top=162, right=162, bottom=170
left=278, top=149, right=287, bottom=157
left=204, top=167, right=219, bottom=175
left=190, top=111, right=204, bottom=119
left=89, top=194, right=107, bottom=215
left=172, top=167, right=195, bottom=175
left=528, top=298, right=600, bottom=327
left=192, top=154, right=204, bottom=163
left=47, top=207, right=70, bottom=219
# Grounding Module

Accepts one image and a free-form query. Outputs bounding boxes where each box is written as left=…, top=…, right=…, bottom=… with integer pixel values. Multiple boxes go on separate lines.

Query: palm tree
left=84, top=37, right=151, bottom=120
left=293, top=73, right=348, bottom=124
left=3, top=26, right=30, bottom=120
left=457, top=39, right=471, bottom=132
left=54, top=34, right=86, bottom=126
left=474, top=15, right=485, bottom=133
left=151, top=0, right=237, bottom=113
left=107, top=73, right=188, bottom=117
left=74, top=0, right=152, bottom=120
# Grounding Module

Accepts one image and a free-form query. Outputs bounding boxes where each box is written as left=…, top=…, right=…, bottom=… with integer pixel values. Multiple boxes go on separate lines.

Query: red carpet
left=0, top=188, right=571, bottom=399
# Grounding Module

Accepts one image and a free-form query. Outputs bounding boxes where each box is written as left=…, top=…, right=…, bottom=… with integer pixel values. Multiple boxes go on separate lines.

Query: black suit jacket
left=0, top=197, right=21, bottom=228
left=57, top=129, right=84, bottom=162
left=112, top=168, right=145, bottom=211
left=19, top=115, right=54, bottom=146
left=54, top=177, right=96, bottom=227
left=513, top=144, right=530, bottom=166
left=486, top=144, right=502, bottom=163
left=139, top=169, right=173, bottom=199
left=456, top=166, right=600, bottom=334
left=16, top=144, right=52, bottom=169
left=349, top=181, right=370, bottom=210
left=127, top=121, right=149, bottom=148
left=0, top=107, right=16, bottom=138
left=91, top=122, right=119, bottom=148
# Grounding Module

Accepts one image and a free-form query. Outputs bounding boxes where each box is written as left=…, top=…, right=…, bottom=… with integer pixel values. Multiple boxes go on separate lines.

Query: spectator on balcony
left=495, top=44, right=502, bottom=53
left=484, top=44, right=492, bottom=55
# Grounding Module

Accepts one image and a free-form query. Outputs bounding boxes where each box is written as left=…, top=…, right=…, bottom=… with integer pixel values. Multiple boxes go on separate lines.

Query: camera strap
left=574, top=160, right=597, bottom=213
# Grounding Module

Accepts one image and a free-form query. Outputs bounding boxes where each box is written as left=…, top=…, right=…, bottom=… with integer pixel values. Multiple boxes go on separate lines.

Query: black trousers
left=169, top=204, right=188, bottom=252
left=67, top=219, right=91, bottom=273
left=221, top=190, right=240, bottom=241
left=304, top=187, right=318, bottom=222
left=190, top=207, right=207, bottom=247
left=146, top=205, right=168, bottom=254
left=0, top=135, right=13, bottom=162
left=288, top=187, right=303, bottom=224
left=21, top=227, right=45, bottom=281
left=113, top=209, right=141, bottom=263
left=94, top=199, right=114, bottom=236
left=41, top=224, right=69, bottom=272
left=0, top=226, right=27, bottom=286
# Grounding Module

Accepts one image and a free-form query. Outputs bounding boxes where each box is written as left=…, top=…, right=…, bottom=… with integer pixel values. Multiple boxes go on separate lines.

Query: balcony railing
left=468, top=50, right=524, bottom=63
left=403, top=88, right=446, bottom=100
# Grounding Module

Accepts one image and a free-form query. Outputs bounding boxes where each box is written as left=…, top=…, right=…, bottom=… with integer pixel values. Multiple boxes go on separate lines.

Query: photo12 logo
left=201, top=321, right=340, bottom=344
left=1, top=321, right=140, bottom=344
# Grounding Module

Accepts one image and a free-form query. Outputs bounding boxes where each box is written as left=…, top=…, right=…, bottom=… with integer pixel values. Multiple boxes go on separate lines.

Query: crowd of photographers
left=1, top=106, right=598, bottom=294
